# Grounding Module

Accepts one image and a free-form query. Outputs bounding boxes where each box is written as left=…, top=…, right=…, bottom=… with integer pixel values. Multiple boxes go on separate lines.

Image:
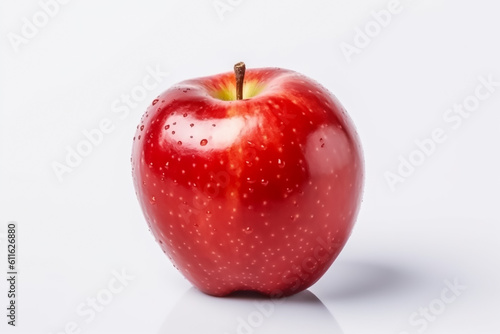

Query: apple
left=131, top=62, right=363, bottom=297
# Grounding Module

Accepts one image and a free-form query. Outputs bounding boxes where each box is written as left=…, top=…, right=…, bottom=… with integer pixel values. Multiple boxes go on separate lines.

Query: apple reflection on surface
left=160, top=288, right=342, bottom=334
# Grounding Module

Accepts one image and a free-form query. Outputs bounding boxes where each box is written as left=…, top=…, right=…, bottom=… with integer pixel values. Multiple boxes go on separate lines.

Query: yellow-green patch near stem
left=213, top=81, right=265, bottom=101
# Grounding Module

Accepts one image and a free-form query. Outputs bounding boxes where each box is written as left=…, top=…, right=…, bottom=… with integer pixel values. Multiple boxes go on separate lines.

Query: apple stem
left=234, top=62, right=246, bottom=100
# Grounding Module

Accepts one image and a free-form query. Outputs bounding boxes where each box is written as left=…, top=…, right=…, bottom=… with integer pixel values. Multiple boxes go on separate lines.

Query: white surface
left=1, top=0, right=499, bottom=333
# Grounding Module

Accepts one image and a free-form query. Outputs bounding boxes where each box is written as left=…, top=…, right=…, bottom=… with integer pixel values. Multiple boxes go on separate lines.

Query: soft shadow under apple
left=315, top=260, right=422, bottom=300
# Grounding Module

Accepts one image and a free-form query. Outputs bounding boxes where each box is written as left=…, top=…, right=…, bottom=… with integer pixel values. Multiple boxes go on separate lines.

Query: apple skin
left=131, top=67, right=363, bottom=297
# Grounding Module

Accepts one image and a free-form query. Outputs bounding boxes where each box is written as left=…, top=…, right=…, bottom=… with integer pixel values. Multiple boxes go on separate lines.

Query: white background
left=1, top=0, right=499, bottom=333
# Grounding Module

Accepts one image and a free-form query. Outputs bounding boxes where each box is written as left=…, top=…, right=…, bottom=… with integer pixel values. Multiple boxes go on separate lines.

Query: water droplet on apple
left=150, top=196, right=156, bottom=204
left=152, top=99, right=159, bottom=105
left=245, top=160, right=252, bottom=167
left=183, top=113, right=188, bottom=117
left=246, top=177, right=256, bottom=184
left=194, top=223, right=199, bottom=227
left=172, top=131, right=175, bottom=135
left=138, top=135, right=141, bottom=140
left=200, top=139, right=208, bottom=146
left=177, top=141, right=182, bottom=145
left=243, top=227, right=253, bottom=234
left=165, top=125, right=170, bottom=130
left=190, top=123, right=194, bottom=127
left=261, top=179, right=269, bottom=186
left=278, top=159, right=285, bottom=168
left=140, top=125, right=144, bottom=131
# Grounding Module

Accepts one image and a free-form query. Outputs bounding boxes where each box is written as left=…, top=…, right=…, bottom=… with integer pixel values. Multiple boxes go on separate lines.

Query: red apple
left=131, top=62, right=363, bottom=297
